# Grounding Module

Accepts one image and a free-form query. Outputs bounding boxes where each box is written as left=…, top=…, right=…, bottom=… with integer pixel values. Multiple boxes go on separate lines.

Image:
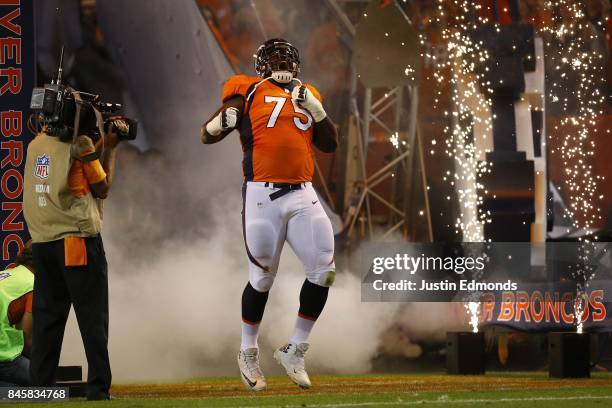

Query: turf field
left=13, top=372, right=612, bottom=407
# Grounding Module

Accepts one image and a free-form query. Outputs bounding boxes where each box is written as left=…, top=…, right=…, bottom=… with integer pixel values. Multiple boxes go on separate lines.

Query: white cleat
left=273, top=343, right=312, bottom=389
left=237, top=348, right=267, bottom=391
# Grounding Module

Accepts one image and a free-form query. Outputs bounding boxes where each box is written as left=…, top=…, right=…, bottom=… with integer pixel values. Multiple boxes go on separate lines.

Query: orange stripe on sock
left=242, top=318, right=261, bottom=325
left=298, top=313, right=318, bottom=321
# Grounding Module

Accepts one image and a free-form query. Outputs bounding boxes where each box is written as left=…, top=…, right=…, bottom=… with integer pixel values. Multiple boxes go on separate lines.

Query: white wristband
left=205, top=114, right=223, bottom=136
left=311, top=109, right=327, bottom=123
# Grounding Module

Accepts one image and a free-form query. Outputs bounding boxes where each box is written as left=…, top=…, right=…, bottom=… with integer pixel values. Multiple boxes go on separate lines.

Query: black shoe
left=87, top=392, right=111, bottom=401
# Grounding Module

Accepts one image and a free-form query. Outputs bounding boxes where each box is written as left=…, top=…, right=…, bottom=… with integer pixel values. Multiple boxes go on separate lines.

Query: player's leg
left=287, top=185, right=335, bottom=343
left=241, top=182, right=286, bottom=347
left=238, top=182, right=286, bottom=391
left=275, top=184, right=335, bottom=388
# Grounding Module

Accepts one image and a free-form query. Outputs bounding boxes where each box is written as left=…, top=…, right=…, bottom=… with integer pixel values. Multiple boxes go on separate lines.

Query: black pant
left=30, top=235, right=111, bottom=399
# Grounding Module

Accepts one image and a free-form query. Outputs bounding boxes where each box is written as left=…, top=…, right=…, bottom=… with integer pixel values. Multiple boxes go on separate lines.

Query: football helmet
left=254, top=38, right=300, bottom=82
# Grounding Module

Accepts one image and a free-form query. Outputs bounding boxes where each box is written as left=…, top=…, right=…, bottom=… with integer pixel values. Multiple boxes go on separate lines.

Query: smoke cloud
left=35, top=0, right=414, bottom=382
left=57, top=163, right=397, bottom=380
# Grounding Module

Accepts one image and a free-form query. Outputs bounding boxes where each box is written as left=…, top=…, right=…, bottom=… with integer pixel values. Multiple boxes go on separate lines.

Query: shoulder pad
left=222, top=75, right=260, bottom=102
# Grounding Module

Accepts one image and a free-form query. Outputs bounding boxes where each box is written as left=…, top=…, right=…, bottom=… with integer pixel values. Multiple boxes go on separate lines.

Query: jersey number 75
left=264, top=96, right=313, bottom=131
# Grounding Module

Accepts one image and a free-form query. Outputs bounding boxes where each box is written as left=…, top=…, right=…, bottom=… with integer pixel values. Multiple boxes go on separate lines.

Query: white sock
left=290, top=316, right=316, bottom=345
left=241, top=321, right=260, bottom=350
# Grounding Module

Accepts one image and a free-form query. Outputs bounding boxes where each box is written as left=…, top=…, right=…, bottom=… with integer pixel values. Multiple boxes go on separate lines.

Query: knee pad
left=250, top=272, right=276, bottom=292
left=307, top=269, right=336, bottom=288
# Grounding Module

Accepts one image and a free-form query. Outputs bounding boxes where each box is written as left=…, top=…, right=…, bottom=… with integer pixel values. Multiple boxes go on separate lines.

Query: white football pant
left=241, top=182, right=336, bottom=292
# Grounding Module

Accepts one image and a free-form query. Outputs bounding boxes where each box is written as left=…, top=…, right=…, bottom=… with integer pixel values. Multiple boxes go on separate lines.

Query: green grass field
left=12, top=372, right=612, bottom=407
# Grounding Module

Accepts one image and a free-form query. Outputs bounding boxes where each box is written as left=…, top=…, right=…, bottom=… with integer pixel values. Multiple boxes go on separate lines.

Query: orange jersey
left=222, top=75, right=322, bottom=183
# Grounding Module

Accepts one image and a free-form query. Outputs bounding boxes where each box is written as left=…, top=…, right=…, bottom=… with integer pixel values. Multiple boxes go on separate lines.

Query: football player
left=201, top=38, right=338, bottom=391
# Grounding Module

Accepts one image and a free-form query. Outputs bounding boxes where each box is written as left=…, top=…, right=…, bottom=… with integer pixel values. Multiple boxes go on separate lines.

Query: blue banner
left=478, top=283, right=612, bottom=332
left=0, top=0, right=35, bottom=269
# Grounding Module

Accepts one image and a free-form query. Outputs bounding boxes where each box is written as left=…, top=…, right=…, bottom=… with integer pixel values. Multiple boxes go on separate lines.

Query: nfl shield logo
left=34, top=154, right=50, bottom=180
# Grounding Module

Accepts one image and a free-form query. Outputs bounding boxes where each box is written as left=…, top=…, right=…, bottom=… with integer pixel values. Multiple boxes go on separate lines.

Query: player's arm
left=312, top=118, right=338, bottom=153
left=19, top=311, right=33, bottom=356
left=14, top=292, right=33, bottom=356
left=201, top=95, right=244, bottom=144
left=292, top=85, right=338, bottom=153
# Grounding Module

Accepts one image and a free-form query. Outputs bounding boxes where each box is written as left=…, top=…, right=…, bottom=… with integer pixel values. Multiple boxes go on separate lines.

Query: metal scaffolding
left=327, top=0, right=433, bottom=242
left=344, top=80, right=432, bottom=241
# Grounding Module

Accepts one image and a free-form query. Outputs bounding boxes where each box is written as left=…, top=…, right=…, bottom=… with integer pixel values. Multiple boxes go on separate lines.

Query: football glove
left=206, top=107, right=239, bottom=136
left=292, top=85, right=326, bottom=122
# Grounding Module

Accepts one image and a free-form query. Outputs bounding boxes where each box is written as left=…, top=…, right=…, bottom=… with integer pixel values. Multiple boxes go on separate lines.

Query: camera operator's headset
left=70, top=88, right=105, bottom=163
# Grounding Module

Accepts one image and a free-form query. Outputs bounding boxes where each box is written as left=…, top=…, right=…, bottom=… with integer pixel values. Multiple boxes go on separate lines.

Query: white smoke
left=393, top=303, right=468, bottom=344
left=58, top=194, right=397, bottom=381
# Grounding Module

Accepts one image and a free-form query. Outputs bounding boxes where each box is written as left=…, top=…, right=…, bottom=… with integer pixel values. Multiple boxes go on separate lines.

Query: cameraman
left=23, top=103, right=127, bottom=400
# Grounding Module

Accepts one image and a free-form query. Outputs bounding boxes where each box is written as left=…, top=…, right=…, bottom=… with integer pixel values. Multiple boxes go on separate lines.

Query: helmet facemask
left=255, top=39, right=300, bottom=83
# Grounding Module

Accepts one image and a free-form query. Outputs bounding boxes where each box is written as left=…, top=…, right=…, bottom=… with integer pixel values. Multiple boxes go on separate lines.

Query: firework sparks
left=390, top=132, right=400, bottom=149
left=422, top=0, right=500, bottom=333
left=574, top=293, right=587, bottom=334
left=544, top=0, right=605, bottom=235
left=542, top=0, right=606, bottom=332
left=423, top=0, right=606, bottom=333
left=423, top=0, right=494, bottom=243
left=465, top=301, right=480, bottom=333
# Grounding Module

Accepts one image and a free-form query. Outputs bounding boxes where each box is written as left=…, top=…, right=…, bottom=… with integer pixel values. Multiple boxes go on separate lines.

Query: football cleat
left=237, top=348, right=267, bottom=391
left=273, top=343, right=311, bottom=389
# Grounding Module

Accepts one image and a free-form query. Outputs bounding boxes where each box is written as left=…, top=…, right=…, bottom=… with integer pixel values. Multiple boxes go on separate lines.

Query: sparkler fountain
left=427, top=0, right=497, bottom=336
left=429, top=0, right=554, bottom=374
left=542, top=0, right=606, bottom=334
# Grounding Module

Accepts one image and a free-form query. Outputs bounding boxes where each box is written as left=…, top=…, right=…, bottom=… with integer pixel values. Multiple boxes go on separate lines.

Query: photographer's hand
left=105, top=119, right=126, bottom=149
left=112, top=120, right=129, bottom=140
left=90, top=121, right=122, bottom=199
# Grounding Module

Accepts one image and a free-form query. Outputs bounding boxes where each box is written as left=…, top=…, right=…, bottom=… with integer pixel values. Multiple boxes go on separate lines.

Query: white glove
left=292, top=85, right=326, bottom=122
left=205, top=107, right=239, bottom=136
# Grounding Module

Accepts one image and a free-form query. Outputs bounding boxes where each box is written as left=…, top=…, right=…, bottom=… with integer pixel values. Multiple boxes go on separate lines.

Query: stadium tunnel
left=23, top=0, right=612, bottom=379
